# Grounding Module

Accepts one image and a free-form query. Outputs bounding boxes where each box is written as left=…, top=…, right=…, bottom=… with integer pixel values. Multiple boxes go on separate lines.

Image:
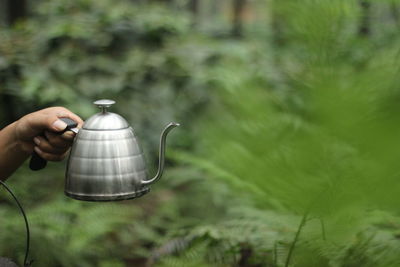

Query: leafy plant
left=0, top=0, right=215, bottom=157
left=166, top=1, right=400, bottom=266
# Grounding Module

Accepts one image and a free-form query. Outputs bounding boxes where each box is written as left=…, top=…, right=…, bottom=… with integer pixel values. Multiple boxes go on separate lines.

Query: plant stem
left=285, top=212, right=308, bottom=267
left=273, top=241, right=278, bottom=267
left=320, top=218, right=326, bottom=241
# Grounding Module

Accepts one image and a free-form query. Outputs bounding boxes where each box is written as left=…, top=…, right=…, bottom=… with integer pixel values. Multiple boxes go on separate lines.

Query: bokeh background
left=1, top=0, right=400, bottom=266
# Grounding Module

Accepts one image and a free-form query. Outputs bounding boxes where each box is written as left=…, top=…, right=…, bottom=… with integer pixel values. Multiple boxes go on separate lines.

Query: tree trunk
left=271, top=1, right=284, bottom=47
left=210, top=0, right=219, bottom=17
left=1, top=0, right=27, bottom=125
left=189, top=0, right=199, bottom=26
left=358, top=0, right=371, bottom=37
left=6, top=0, right=26, bottom=25
left=232, top=0, right=246, bottom=37
left=391, top=2, right=400, bottom=26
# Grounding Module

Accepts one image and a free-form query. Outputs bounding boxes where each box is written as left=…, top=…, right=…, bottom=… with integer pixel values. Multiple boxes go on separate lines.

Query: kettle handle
left=29, top=118, right=78, bottom=171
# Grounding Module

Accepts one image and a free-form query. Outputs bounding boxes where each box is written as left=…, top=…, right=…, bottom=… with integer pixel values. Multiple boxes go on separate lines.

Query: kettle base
left=64, top=188, right=150, bottom=202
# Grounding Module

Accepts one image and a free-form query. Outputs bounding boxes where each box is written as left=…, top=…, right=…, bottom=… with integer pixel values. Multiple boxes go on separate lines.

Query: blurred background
left=1, top=0, right=400, bottom=266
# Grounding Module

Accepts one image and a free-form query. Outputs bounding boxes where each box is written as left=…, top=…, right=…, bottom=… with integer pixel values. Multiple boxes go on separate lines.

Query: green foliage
left=0, top=162, right=241, bottom=266
left=0, top=0, right=221, bottom=265
left=2, top=0, right=400, bottom=266
left=0, top=0, right=213, bottom=154
left=167, top=0, right=400, bottom=266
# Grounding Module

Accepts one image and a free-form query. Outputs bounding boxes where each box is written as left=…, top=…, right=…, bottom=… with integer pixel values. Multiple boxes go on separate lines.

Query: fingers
left=42, top=107, right=84, bottom=129
left=44, top=131, right=74, bottom=147
left=34, top=146, right=69, bottom=162
left=34, top=135, right=70, bottom=153
left=27, top=107, right=84, bottom=135
left=33, top=131, right=73, bottom=162
left=26, top=113, right=68, bottom=134
left=16, top=106, right=84, bottom=146
left=59, top=131, right=76, bottom=141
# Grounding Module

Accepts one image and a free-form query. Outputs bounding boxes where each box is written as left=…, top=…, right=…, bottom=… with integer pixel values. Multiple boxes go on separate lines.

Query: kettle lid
left=83, top=99, right=129, bottom=130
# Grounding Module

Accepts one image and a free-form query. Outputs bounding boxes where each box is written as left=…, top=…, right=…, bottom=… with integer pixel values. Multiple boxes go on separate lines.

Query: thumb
left=28, top=114, right=68, bottom=133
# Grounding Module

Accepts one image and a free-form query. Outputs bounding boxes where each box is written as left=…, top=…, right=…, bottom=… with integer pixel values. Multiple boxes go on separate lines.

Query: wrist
left=0, top=120, right=33, bottom=180
left=11, top=120, right=32, bottom=156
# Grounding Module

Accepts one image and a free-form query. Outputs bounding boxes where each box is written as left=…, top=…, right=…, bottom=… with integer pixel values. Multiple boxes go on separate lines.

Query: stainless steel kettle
left=65, top=99, right=180, bottom=201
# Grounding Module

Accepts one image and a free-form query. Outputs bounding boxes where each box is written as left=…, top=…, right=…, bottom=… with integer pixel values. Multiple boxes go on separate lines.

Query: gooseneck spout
left=141, top=122, right=180, bottom=185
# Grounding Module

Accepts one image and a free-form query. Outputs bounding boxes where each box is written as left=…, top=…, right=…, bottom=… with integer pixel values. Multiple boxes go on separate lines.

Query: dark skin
left=0, top=107, right=83, bottom=181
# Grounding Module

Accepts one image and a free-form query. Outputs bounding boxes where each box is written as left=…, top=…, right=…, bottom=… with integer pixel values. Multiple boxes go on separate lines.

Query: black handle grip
left=29, top=151, right=47, bottom=171
left=29, top=118, right=78, bottom=171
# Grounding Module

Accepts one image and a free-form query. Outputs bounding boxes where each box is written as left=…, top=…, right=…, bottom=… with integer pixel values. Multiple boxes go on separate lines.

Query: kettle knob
left=94, top=99, right=116, bottom=113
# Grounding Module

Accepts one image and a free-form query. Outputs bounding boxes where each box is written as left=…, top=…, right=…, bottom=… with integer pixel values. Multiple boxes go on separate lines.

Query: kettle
left=64, top=99, right=180, bottom=201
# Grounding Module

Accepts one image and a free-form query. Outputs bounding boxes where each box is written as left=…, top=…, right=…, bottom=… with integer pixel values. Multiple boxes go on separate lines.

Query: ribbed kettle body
left=65, top=127, right=150, bottom=201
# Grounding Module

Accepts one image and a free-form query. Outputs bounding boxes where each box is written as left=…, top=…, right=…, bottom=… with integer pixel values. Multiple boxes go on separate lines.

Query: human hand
left=15, top=107, right=84, bottom=161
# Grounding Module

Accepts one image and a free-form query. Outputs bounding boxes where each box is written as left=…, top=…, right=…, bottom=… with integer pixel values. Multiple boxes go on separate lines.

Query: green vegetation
left=1, top=0, right=400, bottom=266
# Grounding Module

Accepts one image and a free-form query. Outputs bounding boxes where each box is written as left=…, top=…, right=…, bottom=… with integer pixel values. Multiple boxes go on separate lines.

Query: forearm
left=0, top=121, right=31, bottom=181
